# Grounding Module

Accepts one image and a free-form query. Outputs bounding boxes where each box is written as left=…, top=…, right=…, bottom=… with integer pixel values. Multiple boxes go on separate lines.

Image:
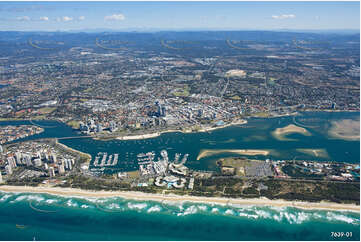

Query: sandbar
left=328, top=119, right=360, bottom=141
left=296, top=148, right=330, bottom=159
left=197, top=149, right=269, bottom=160
left=272, top=124, right=311, bottom=141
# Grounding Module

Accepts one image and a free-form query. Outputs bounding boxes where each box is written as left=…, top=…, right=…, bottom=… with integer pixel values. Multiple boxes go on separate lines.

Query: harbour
left=0, top=111, right=359, bottom=174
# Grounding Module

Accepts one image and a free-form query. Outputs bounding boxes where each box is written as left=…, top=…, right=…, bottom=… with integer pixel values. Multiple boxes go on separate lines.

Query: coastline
left=55, top=140, right=92, bottom=163
left=116, top=119, right=248, bottom=141
left=0, top=185, right=359, bottom=213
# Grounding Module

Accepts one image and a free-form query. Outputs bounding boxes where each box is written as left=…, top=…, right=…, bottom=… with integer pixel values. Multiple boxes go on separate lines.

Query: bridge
left=35, top=135, right=94, bottom=142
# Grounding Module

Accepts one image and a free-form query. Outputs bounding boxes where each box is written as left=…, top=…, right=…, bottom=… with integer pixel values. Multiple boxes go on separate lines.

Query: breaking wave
left=0, top=192, right=359, bottom=226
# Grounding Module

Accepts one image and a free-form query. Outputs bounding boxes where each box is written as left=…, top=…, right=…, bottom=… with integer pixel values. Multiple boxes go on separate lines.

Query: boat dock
left=112, top=154, right=119, bottom=166
left=93, top=152, right=119, bottom=167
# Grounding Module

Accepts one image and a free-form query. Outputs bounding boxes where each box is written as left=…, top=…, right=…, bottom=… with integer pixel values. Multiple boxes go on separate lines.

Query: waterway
left=0, top=111, right=360, bottom=241
left=0, top=111, right=359, bottom=173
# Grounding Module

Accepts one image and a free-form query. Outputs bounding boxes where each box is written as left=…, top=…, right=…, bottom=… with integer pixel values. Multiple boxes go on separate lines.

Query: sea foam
left=127, top=202, right=148, bottom=210
left=147, top=205, right=162, bottom=213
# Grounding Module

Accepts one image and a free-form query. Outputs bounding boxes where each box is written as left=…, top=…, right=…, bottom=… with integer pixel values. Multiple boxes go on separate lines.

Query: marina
left=92, top=152, right=119, bottom=168
left=0, top=111, right=359, bottom=173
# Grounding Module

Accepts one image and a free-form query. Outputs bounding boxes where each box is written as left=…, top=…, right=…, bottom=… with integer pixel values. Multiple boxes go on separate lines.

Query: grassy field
left=127, top=170, right=140, bottom=178
left=66, top=120, right=80, bottom=129
left=37, top=107, right=56, bottom=114
left=172, top=85, right=190, bottom=97
left=218, top=157, right=263, bottom=176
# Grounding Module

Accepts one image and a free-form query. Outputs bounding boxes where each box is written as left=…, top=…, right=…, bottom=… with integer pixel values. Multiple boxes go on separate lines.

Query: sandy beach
left=197, top=149, right=270, bottom=160
left=0, top=185, right=359, bottom=212
left=116, top=119, right=248, bottom=141
left=116, top=132, right=161, bottom=140
left=197, top=119, right=248, bottom=133
left=56, top=141, right=92, bottom=163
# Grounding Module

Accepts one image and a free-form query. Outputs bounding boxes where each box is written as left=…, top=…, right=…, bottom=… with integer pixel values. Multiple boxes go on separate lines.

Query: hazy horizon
left=1, top=1, right=359, bottom=32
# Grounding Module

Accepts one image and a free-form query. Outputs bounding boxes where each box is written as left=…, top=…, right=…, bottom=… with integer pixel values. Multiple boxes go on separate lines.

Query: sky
left=0, top=1, right=359, bottom=31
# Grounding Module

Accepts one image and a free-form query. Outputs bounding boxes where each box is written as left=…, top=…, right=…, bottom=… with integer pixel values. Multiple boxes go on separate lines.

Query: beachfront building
left=48, top=167, right=55, bottom=177
left=5, top=165, right=12, bottom=175
left=154, top=175, right=188, bottom=189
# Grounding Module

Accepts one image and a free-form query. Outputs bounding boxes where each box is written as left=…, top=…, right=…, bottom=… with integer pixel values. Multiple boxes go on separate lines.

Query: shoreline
left=116, top=119, right=248, bottom=141
left=0, top=185, right=359, bottom=213
left=55, top=141, right=92, bottom=163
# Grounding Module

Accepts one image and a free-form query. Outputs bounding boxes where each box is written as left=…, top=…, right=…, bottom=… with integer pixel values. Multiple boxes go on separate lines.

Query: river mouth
left=1, top=111, right=360, bottom=173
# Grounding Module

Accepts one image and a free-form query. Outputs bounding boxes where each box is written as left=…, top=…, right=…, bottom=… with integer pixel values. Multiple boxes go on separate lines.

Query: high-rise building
left=23, top=154, right=32, bottom=166
left=67, top=159, right=72, bottom=170
left=161, top=106, right=166, bottom=117
left=0, top=171, right=3, bottom=183
left=7, top=157, right=17, bottom=168
left=0, top=145, right=3, bottom=153
left=96, top=123, right=103, bottom=133
left=5, top=165, right=12, bottom=175
left=34, top=158, right=42, bottom=167
left=48, top=167, right=55, bottom=177
left=58, top=164, right=65, bottom=175
left=15, top=152, right=22, bottom=165
left=51, top=154, right=57, bottom=163
left=109, top=121, right=117, bottom=132
left=64, top=159, right=69, bottom=169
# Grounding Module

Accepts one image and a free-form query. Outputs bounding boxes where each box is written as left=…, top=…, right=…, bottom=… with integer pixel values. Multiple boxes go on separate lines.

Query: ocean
left=0, top=111, right=359, bottom=240
left=0, top=191, right=359, bottom=241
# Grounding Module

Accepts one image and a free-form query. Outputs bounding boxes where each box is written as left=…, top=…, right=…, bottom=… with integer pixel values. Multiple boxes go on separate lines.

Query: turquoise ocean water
left=0, top=191, right=359, bottom=241
left=0, top=111, right=359, bottom=240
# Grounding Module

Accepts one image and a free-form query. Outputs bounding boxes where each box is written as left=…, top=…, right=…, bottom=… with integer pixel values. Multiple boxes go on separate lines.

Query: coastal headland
left=0, top=185, right=359, bottom=212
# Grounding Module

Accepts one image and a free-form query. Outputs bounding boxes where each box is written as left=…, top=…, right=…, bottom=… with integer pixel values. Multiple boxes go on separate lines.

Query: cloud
left=272, top=14, right=296, bottom=20
left=78, top=16, right=85, bottom=21
left=39, top=16, right=49, bottom=21
left=16, top=16, right=31, bottom=21
left=62, top=16, right=73, bottom=22
left=104, top=13, right=125, bottom=21
left=57, top=16, right=73, bottom=22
